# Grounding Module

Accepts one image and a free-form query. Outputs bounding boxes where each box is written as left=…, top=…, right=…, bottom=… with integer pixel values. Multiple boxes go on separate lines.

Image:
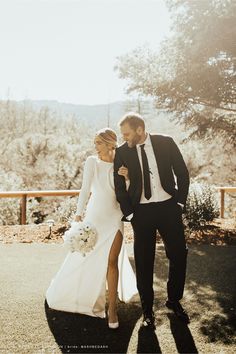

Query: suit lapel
left=127, top=145, right=142, bottom=179
left=150, top=134, right=163, bottom=174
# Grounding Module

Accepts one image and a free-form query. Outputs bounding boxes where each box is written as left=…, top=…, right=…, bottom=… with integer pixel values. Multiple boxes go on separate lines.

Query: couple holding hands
left=46, top=112, right=190, bottom=330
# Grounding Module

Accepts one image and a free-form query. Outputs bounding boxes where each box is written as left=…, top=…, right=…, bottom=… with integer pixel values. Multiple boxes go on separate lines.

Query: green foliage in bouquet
left=184, top=182, right=219, bottom=230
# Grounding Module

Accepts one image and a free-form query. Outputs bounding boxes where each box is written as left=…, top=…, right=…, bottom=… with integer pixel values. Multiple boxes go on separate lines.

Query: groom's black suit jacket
left=114, top=134, right=190, bottom=219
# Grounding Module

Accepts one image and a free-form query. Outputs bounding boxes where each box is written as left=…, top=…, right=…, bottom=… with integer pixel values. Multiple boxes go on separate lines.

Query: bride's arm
left=75, top=156, right=95, bottom=220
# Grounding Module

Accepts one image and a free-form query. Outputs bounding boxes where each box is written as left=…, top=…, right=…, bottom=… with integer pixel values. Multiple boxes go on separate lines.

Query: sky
left=0, top=0, right=171, bottom=105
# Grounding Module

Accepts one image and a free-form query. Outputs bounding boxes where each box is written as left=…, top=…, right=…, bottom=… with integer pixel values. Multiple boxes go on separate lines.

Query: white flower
left=78, top=229, right=85, bottom=237
left=84, top=222, right=92, bottom=231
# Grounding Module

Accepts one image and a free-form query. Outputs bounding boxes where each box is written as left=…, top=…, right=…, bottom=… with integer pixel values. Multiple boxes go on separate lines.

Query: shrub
left=54, top=197, right=78, bottom=223
left=0, top=199, right=20, bottom=225
left=184, top=182, right=219, bottom=230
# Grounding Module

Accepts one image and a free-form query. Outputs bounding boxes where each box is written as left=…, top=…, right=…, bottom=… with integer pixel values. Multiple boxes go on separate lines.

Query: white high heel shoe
left=108, top=311, right=119, bottom=329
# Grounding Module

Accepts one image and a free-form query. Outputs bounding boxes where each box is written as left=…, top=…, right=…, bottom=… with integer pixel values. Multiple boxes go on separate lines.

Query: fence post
left=220, top=189, right=225, bottom=218
left=20, top=195, right=27, bottom=225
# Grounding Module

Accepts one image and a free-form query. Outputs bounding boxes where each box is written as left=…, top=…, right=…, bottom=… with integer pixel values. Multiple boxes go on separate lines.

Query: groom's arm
left=169, top=137, right=190, bottom=206
left=113, top=149, right=134, bottom=219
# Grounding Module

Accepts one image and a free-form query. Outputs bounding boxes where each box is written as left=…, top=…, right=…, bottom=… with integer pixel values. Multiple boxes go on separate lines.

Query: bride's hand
left=118, top=165, right=129, bottom=181
left=75, top=215, right=82, bottom=222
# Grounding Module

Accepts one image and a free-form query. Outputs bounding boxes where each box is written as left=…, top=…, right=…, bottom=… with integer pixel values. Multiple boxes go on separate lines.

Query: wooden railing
left=217, top=187, right=236, bottom=218
left=0, top=187, right=235, bottom=224
left=0, top=190, right=80, bottom=225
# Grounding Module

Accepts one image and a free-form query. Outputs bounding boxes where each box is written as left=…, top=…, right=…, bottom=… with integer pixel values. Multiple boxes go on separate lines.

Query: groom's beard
left=127, top=133, right=142, bottom=148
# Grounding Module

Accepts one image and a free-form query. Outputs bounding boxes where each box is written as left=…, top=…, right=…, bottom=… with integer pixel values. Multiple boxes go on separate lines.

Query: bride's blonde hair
left=95, top=128, right=118, bottom=150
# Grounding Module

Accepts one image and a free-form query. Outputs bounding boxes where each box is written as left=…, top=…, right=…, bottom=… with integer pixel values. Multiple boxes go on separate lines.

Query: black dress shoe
left=165, top=300, right=190, bottom=323
left=141, top=312, right=156, bottom=330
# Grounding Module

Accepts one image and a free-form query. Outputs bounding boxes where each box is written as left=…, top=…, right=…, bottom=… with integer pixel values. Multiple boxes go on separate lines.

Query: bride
left=46, top=128, right=137, bottom=329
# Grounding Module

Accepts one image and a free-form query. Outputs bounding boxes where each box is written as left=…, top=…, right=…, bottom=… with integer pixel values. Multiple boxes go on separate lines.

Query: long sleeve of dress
left=75, top=156, right=95, bottom=216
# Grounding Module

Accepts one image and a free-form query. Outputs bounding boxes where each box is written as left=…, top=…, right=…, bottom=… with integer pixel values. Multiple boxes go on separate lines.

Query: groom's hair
left=119, top=112, right=145, bottom=131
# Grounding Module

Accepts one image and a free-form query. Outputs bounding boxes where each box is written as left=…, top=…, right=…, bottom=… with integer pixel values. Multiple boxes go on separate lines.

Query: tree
left=0, top=99, right=95, bottom=224
left=115, top=0, right=236, bottom=145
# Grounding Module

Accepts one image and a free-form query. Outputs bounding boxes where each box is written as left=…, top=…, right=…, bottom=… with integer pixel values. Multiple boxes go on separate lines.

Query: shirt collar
left=136, top=133, right=151, bottom=148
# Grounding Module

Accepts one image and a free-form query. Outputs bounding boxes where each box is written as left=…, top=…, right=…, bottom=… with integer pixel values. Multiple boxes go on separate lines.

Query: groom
left=114, top=112, right=190, bottom=328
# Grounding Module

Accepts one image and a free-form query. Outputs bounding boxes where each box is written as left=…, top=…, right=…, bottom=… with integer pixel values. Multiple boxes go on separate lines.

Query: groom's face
left=120, top=123, right=144, bottom=148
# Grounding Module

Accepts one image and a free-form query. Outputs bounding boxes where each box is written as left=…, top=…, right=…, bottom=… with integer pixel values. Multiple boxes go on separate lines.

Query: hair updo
left=95, top=128, right=118, bottom=150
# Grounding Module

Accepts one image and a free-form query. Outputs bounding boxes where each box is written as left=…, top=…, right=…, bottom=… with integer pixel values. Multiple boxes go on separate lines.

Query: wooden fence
left=217, top=187, right=236, bottom=218
left=0, top=190, right=80, bottom=225
left=0, top=187, right=235, bottom=224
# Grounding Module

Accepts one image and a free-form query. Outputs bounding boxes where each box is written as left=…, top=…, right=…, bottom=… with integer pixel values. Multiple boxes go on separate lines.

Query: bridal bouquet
left=63, top=221, right=97, bottom=256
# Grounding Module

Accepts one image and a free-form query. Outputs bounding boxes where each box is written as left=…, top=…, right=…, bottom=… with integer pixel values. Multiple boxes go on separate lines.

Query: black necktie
left=140, top=144, right=152, bottom=200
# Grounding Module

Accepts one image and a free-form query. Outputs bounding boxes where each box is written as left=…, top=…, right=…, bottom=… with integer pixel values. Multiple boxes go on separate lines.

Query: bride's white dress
left=46, top=155, right=138, bottom=318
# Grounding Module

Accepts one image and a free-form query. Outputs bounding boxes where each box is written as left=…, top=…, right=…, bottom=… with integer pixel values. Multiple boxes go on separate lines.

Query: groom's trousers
left=131, top=197, right=188, bottom=316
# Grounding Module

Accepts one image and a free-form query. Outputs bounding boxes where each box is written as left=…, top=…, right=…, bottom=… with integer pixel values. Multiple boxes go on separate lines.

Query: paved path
left=0, top=243, right=235, bottom=354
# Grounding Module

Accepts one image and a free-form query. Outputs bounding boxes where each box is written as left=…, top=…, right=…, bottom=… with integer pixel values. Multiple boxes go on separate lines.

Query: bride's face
left=94, top=136, right=109, bottom=158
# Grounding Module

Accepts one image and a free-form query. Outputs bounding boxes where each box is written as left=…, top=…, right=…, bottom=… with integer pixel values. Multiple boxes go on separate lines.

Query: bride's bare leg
left=107, top=230, right=123, bottom=323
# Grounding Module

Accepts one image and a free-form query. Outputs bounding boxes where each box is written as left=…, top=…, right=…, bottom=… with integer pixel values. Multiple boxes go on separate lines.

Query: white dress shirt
left=136, top=133, right=172, bottom=204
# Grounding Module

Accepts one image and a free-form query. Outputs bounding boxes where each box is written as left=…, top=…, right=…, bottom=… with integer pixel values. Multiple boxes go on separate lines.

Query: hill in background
left=17, top=99, right=182, bottom=139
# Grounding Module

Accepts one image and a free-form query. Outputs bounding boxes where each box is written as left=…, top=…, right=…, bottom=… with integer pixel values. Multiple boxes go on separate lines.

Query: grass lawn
left=48, top=245, right=236, bottom=354
left=0, top=243, right=235, bottom=353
